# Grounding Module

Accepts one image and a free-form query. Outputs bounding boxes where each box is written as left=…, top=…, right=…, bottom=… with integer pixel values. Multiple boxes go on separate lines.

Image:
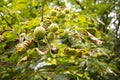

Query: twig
left=75, top=0, right=84, bottom=10
left=0, top=29, right=12, bottom=35
left=41, top=0, right=44, bottom=22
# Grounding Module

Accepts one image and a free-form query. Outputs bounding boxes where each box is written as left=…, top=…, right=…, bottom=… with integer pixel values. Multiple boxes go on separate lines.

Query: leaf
left=13, top=0, right=27, bottom=10
left=9, top=52, right=18, bottom=62
left=2, top=31, right=17, bottom=42
left=53, top=74, right=75, bottom=80
left=55, top=62, right=75, bottom=72
left=84, top=30, right=104, bottom=45
left=4, top=41, right=16, bottom=52
left=17, top=56, right=29, bottom=65
left=0, top=42, right=6, bottom=53
left=32, top=0, right=38, bottom=7
left=96, top=18, right=105, bottom=25
left=38, top=64, right=56, bottom=72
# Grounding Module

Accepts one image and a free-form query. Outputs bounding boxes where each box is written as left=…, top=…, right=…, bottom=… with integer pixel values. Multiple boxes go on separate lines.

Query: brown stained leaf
left=21, top=56, right=28, bottom=61
left=15, top=38, right=21, bottom=44
left=35, top=48, right=49, bottom=55
left=1, top=62, right=9, bottom=67
left=43, top=19, right=52, bottom=25
left=95, top=39, right=104, bottom=45
left=64, top=48, right=69, bottom=54
left=83, top=30, right=88, bottom=36
left=51, top=47, right=59, bottom=54
left=84, top=30, right=104, bottom=45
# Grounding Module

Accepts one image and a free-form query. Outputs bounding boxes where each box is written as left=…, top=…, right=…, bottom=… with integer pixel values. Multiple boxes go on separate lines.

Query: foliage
left=0, top=0, right=120, bottom=80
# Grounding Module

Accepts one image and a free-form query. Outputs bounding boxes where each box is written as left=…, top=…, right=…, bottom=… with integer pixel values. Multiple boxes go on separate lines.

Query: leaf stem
left=44, top=36, right=51, bottom=53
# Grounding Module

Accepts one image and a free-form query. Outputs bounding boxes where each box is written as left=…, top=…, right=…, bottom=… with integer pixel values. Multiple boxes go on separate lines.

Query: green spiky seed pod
left=47, top=32, right=55, bottom=41
left=64, top=8, right=70, bottom=14
left=57, top=11, right=66, bottom=18
left=48, top=23, right=59, bottom=32
left=50, top=10, right=57, bottom=16
left=33, top=27, right=46, bottom=40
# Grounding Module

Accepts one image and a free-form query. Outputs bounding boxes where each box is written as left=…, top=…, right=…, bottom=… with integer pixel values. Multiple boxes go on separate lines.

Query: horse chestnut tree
left=0, top=0, right=119, bottom=80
